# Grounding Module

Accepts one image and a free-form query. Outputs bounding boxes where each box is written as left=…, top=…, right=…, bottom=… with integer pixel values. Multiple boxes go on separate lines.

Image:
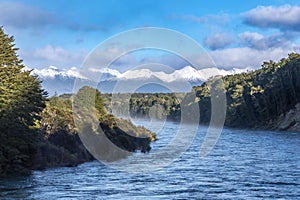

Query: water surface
left=1, top=121, right=299, bottom=199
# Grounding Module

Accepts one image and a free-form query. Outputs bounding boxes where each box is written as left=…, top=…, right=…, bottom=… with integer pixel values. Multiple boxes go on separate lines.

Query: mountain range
left=29, top=66, right=251, bottom=95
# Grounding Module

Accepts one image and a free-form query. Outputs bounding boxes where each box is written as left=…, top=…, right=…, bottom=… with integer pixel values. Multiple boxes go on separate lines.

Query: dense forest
left=101, top=93, right=184, bottom=121
left=0, top=27, right=47, bottom=175
left=1, top=26, right=300, bottom=176
left=102, top=53, right=300, bottom=131
left=0, top=28, right=156, bottom=176
left=194, top=53, right=300, bottom=129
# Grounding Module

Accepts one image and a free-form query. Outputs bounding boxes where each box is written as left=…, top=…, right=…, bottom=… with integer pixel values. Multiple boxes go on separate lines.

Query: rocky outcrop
left=265, top=103, right=300, bottom=132
left=32, top=120, right=157, bottom=170
left=32, top=130, right=94, bottom=170
left=101, top=122, right=152, bottom=153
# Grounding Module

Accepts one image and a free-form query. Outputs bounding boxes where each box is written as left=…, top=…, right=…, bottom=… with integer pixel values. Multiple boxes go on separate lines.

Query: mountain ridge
left=29, top=65, right=251, bottom=95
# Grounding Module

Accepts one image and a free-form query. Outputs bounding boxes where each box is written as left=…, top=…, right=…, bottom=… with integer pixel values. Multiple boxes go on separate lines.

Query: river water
left=1, top=121, right=299, bottom=199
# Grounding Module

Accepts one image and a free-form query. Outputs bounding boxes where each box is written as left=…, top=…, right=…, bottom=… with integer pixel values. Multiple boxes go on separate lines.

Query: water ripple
left=0, top=121, right=299, bottom=199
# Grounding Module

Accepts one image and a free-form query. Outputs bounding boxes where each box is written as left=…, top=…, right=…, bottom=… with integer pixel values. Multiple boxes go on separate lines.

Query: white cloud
left=83, top=47, right=137, bottom=70
left=0, top=2, right=56, bottom=29
left=34, top=45, right=83, bottom=62
left=239, top=32, right=264, bottom=42
left=243, top=5, right=300, bottom=31
left=239, top=32, right=292, bottom=50
left=208, top=47, right=297, bottom=69
left=20, top=45, right=87, bottom=69
left=173, top=13, right=230, bottom=24
left=204, top=33, right=234, bottom=50
left=22, top=44, right=298, bottom=75
left=0, top=2, right=107, bottom=33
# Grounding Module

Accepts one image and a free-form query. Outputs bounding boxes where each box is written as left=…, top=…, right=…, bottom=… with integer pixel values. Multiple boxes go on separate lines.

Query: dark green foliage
left=0, top=27, right=46, bottom=175
left=39, top=87, right=156, bottom=164
left=33, top=130, right=94, bottom=170
left=193, top=53, right=300, bottom=128
left=33, top=94, right=94, bottom=169
left=0, top=27, right=155, bottom=175
left=73, top=87, right=156, bottom=154
left=41, top=96, right=75, bottom=134
left=75, top=86, right=107, bottom=117
left=102, top=93, right=184, bottom=121
left=115, top=54, right=300, bottom=130
left=101, top=122, right=152, bottom=154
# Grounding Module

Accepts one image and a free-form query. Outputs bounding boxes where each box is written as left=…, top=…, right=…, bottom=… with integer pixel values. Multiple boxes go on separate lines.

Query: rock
left=268, top=103, right=300, bottom=132
left=32, top=130, right=94, bottom=170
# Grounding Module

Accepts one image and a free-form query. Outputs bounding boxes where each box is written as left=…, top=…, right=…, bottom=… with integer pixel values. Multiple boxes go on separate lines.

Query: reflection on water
left=0, top=121, right=299, bottom=199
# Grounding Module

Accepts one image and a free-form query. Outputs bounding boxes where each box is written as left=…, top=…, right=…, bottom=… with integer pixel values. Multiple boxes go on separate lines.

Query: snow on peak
left=174, top=66, right=203, bottom=81
left=29, top=65, right=252, bottom=83
left=88, top=68, right=122, bottom=78
left=30, top=66, right=87, bottom=79
left=111, top=66, right=217, bottom=82
left=48, top=66, right=59, bottom=70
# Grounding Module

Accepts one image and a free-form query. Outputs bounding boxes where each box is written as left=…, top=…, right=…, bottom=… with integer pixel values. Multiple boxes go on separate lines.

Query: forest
left=1, top=26, right=300, bottom=176
left=195, top=53, right=300, bottom=129
left=101, top=53, right=300, bottom=131
left=0, top=28, right=156, bottom=176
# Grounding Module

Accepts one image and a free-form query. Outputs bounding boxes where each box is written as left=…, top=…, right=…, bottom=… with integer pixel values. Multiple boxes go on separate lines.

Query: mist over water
left=1, top=121, right=299, bottom=199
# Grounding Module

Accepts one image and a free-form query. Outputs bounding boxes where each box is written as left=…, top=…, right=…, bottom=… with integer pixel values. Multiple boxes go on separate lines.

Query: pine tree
left=0, top=27, right=46, bottom=175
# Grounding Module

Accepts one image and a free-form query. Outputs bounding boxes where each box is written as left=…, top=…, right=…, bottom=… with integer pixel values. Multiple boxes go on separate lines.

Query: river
left=0, top=121, right=299, bottom=199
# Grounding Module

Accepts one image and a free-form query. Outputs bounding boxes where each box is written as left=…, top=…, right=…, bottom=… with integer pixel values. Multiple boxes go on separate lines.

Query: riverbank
left=263, top=103, right=300, bottom=132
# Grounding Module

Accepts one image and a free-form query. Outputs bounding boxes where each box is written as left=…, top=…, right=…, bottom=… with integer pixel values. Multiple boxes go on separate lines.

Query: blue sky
left=1, top=0, right=300, bottom=71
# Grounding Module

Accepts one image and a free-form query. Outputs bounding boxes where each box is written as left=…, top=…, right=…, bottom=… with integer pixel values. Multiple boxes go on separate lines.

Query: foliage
left=0, top=27, right=46, bottom=175
left=111, top=54, right=300, bottom=129
left=0, top=27, right=155, bottom=175
left=40, top=86, right=156, bottom=163
left=193, top=53, right=300, bottom=127
left=102, top=93, right=184, bottom=121
left=41, top=96, right=75, bottom=135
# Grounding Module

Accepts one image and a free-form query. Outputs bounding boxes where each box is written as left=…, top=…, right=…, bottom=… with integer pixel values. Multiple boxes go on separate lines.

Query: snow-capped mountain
left=31, top=66, right=87, bottom=79
left=28, top=65, right=251, bottom=95
left=88, top=65, right=251, bottom=82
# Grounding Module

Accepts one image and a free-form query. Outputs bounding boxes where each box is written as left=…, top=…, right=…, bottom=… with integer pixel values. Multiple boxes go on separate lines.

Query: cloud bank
left=243, top=5, right=300, bottom=31
left=20, top=45, right=87, bottom=68
left=238, top=32, right=292, bottom=50
left=204, top=33, right=234, bottom=50
left=0, top=2, right=57, bottom=29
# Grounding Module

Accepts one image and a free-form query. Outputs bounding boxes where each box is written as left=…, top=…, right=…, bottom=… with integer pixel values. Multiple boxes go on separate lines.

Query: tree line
left=194, top=53, right=300, bottom=128
left=0, top=27, right=155, bottom=176
left=102, top=53, right=300, bottom=129
left=1, top=25, right=299, bottom=176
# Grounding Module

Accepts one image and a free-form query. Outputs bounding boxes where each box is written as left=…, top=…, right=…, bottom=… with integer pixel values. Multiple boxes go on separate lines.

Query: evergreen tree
left=0, top=27, right=46, bottom=175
